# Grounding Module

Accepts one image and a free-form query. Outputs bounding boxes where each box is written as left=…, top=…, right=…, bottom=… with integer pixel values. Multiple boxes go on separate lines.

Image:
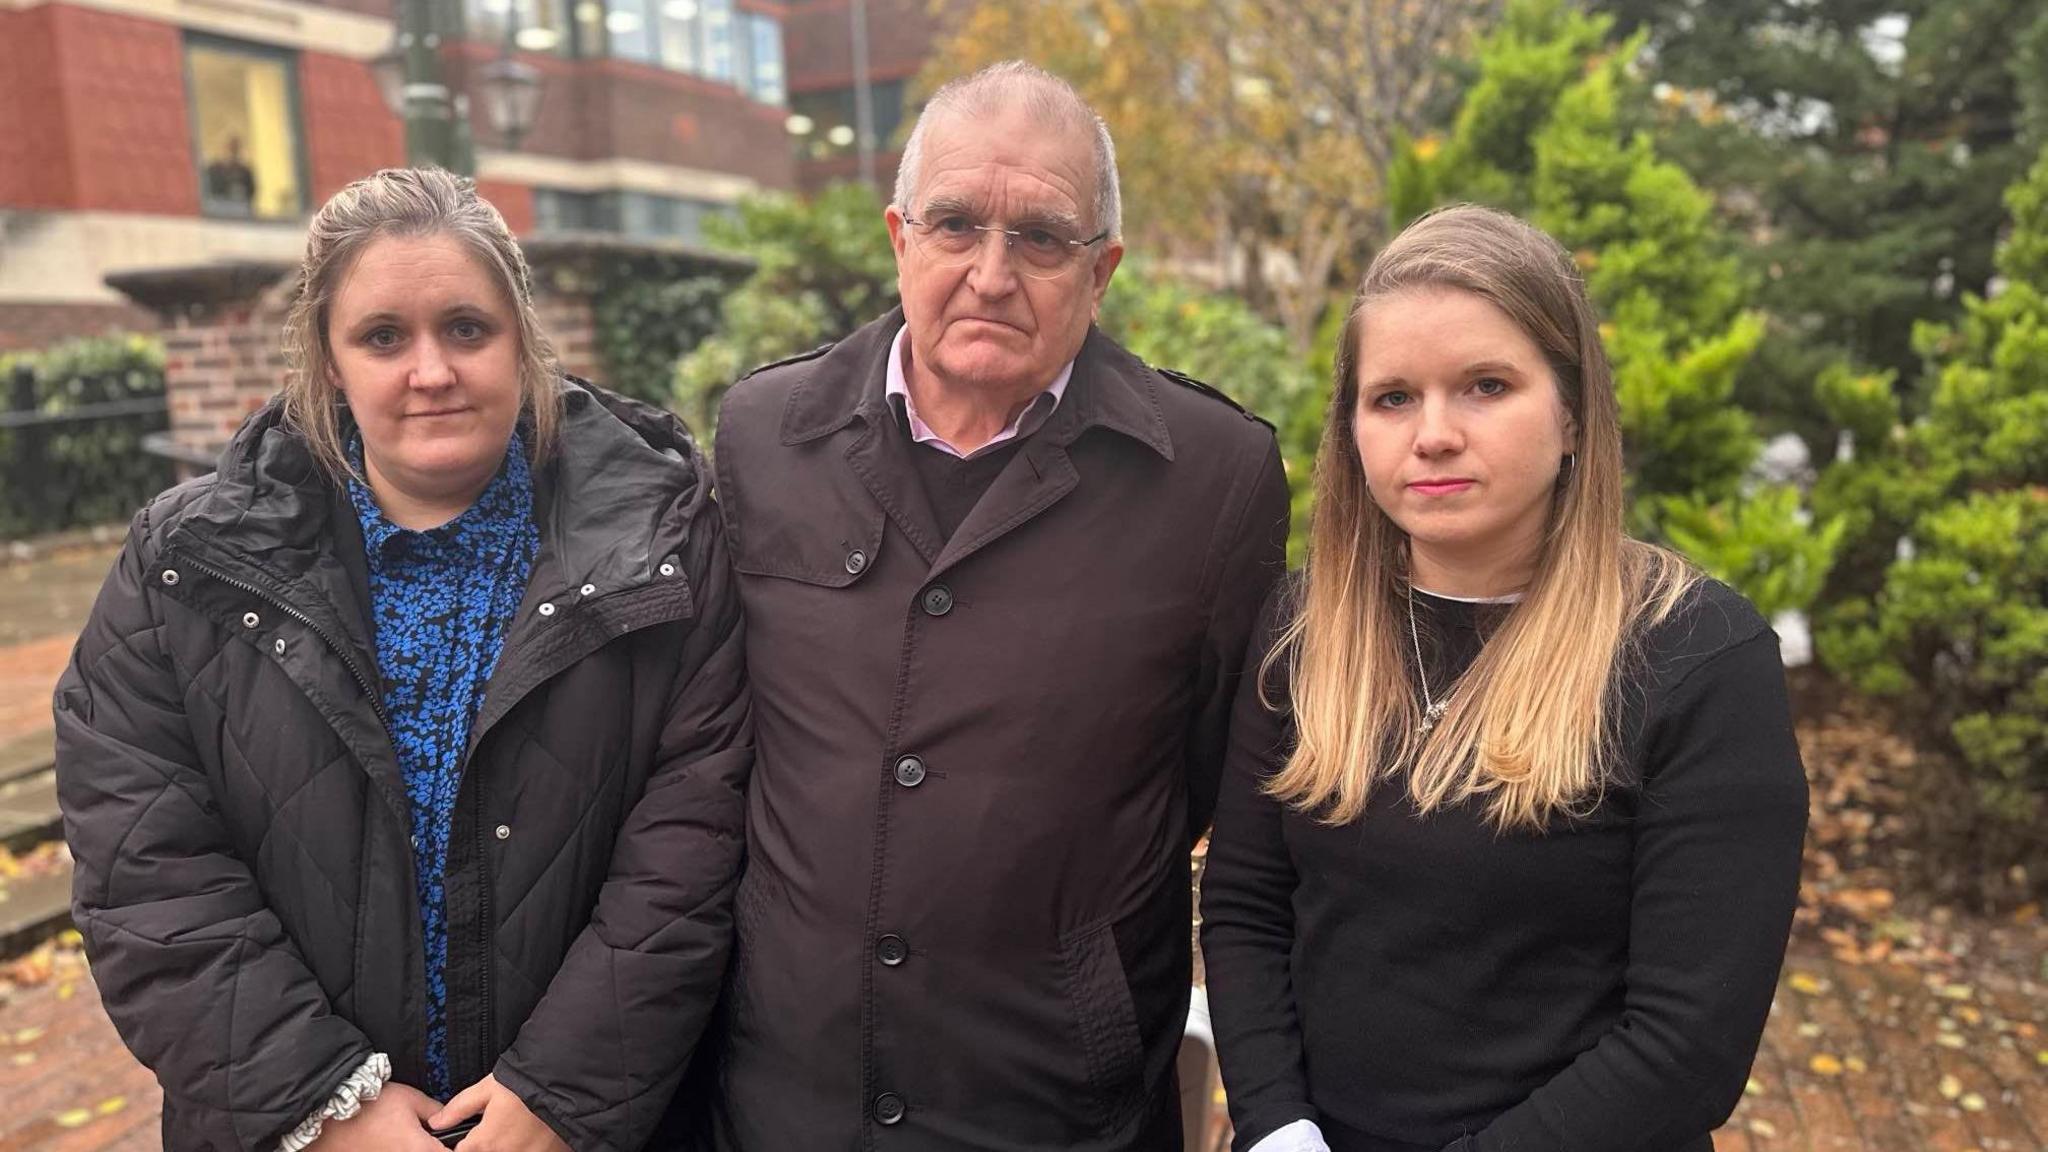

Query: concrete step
left=0, top=728, right=52, bottom=787
left=0, top=769, right=59, bottom=853
left=0, top=860, right=73, bottom=956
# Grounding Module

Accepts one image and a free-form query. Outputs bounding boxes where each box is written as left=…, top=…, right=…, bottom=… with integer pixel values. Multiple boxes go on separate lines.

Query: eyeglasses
left=902, top=212, right=1110, bottom=279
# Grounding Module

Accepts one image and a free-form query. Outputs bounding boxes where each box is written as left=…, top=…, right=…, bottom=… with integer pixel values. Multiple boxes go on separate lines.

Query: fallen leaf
left=1747, top=1118, right=1779, bottom=1139
left=53, top=1109, right=91, bottom=1129
left=1788, top=971, right=1828, bottom=995
left=11, top=1026, right=43, bottom=1045
left=56, top=982, right=74, bottom=1001
left=1744, top=1076, right=1765, bottom=1097
left=1846, top=1056, right=1868, bottom=1073
left=1938, top=983, right=1974, bottom=1001
left=1936, top=1032, right=1967, bottom=1049
left=94, top=1097, right=127, bottom=1117
left=1956, top=1005, right=1981, bottom=1025
left=1959, top=1092, right=1987, bottom=1112
left=1810, top=1054, right=1845, bottom=1076
left=10, top=1053, right=34, bottom=1067
left=1938, top=1074, right=1963, bottom=1100
left=1797, top=1022, right=1823, bottom=1038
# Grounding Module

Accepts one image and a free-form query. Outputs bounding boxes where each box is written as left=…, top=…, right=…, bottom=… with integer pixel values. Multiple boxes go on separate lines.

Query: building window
left=467, top=0, right=574, bottom=54
left=185, top=37, right=306, bottom=220
left=696, top=0, right=734, bottom=82
left=533, top=187, right=731, bottom=241
left=745, top=14, right=783, bottom=104
left=790, top=79, right=907, bottom=161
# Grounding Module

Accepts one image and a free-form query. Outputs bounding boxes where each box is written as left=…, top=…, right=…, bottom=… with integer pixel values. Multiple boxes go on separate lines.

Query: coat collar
left=778, top=307, right=1175, bottom=461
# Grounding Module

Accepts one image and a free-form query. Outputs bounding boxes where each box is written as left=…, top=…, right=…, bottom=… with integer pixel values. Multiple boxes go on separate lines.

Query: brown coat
left=695, top=310, right=1289, bottom=1151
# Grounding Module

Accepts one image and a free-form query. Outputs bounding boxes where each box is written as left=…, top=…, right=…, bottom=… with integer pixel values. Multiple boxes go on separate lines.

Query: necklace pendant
left=1417, top=700, right=1449, bottom=737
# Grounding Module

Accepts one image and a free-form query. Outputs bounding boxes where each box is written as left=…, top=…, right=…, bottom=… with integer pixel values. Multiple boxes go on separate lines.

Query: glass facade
left=472, top=0, right=784, bottom=104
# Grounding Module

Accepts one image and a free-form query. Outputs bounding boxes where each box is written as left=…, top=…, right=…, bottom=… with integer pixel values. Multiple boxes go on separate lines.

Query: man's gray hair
left=893, top=61, right=1123, bottom=242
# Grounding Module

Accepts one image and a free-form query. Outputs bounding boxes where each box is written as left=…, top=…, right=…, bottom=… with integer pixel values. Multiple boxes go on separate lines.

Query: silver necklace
left=1407, top=581, right=1451, bottom=736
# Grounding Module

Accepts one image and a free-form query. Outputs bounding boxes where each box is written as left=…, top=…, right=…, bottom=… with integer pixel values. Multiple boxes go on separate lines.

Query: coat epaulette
left=1154, top=366, right=1275, bottom=432
left=739, top=341, right=837, bottom=382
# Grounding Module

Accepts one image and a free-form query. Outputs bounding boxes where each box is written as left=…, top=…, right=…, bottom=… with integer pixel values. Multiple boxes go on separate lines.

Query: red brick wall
left=162, top=303, right=291, bottom=457
left=300, top=53, right=406, bottom=204
left=0, top=7, right=79, bottom=210
left=48, top=6, right=200, bottom=215
left=0, top=303, right=161, bottom=353
left=783, top=0, right=949, bottom=92
left=457, top=44, right=797, bottom=191
left=475, top=179, right=537, bottom=235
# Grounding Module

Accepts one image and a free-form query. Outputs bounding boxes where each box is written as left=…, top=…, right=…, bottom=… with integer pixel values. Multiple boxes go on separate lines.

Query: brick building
left=781, top=0, right=951, bottom=195
left=0, top=0, right=950, bottom=351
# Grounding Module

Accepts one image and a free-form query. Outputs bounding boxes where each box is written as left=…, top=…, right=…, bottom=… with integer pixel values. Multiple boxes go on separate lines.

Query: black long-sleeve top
left=1200, top=578, right=1809, bottom=1152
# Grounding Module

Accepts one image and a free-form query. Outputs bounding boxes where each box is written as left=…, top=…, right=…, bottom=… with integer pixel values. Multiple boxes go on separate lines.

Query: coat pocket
left=1060, top=918, right=1147, bottom=1135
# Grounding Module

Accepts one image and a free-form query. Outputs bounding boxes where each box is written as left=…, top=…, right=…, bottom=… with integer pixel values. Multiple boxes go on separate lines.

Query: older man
left=701, top=62, right=1289, bottom=1150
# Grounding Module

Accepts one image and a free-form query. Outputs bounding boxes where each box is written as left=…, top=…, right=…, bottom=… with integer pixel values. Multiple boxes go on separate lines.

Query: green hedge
left=0, top=336, right=172, bottom=540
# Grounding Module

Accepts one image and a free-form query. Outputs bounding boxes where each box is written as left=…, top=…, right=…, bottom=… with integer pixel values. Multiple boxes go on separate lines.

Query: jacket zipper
left=180, top=557, right=391, bottom=732
left=472, top=778, right=495, bottom=1078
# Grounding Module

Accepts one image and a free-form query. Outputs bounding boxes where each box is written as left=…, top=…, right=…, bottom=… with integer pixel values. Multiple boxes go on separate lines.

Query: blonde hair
left=1267, top=204, right=1697, bottom=830
left=281, top=167, right=562, bottom=480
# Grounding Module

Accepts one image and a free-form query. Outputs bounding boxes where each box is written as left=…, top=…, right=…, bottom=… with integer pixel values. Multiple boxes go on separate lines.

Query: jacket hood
left=171, top=377, right=709, bottom=602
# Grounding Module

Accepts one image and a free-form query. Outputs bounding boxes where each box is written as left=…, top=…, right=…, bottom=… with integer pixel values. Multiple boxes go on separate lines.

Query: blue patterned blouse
left=348, top=435, right=538, bottom=1096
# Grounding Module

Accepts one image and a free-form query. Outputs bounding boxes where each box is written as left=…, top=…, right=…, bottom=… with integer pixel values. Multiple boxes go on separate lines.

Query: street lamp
left=477, top=54, right=543, bottom=149
left=371, top=0, right=544, bottom=168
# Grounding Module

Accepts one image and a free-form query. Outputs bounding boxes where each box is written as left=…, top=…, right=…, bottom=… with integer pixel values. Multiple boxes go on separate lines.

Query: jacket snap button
left=242, top=612, right=260, bottom=628
left=579, top=583, right=596, bottom=596
left=159, top=569, right=179, bottom=587
left=658, top=561, right=676, bottom=577
left=272, top=639, right=286, bottom=656
left=893, top=755, right=927, bottom=788
left=921, top=584, right=953, bottom=616
left=495, top=824, right=511, bottom=840
left=844, top=549, right=868, bottom=575
left=872, top=1092, right=905, bottom=1125
left=537, top=602, right=556, bottom=617
left=876, top=934, right=908, bottom=966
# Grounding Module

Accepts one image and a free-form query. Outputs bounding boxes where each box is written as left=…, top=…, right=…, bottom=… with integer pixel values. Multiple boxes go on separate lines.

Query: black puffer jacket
left=54, top=382, right=750, bottom=1151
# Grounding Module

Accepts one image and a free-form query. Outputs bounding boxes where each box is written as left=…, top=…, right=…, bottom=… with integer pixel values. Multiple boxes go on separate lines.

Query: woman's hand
left=311, top=1081, right=445, bottom=1150
left=430, top=1074, right=571, bottom=1152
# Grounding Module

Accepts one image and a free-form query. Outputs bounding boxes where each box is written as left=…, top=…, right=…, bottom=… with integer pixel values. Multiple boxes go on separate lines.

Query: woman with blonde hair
left=1201, top=204, right=1807, bottom=1152
left=56, top=168, right=750, bottom=1151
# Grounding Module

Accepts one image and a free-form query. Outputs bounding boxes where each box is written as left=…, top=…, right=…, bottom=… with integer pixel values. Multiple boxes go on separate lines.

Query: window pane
left=467, top=0, right=569, bottom=54
left=750, top=16, right=783, bottom=104
left=656, top=0, right=700, bottom=72
left=187, top=41, right=303, bottom=220
left=604, top=0, right=654, bottom=61
left=700, top=0, right=733, bottom=81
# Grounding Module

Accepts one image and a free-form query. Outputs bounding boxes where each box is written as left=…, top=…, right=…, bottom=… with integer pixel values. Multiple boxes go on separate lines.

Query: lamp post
left=371, top=0, right=543, bottom=171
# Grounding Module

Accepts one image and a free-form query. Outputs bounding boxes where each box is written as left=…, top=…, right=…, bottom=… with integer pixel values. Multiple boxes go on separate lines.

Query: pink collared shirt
left=884, top=325, right=1074, bottom=459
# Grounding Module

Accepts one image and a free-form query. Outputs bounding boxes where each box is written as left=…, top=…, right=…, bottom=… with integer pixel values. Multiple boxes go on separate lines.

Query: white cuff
left=277, top=1053, right=393, bottom=1152
left=1248, top=1118, right=1333, bottom=1152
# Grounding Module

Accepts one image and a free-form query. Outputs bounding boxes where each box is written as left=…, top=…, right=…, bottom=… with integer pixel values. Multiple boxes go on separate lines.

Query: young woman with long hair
left=1201, top=204, right=1808, bottom=1152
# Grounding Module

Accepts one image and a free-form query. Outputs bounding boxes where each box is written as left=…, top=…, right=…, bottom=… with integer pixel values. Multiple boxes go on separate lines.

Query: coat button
left=495, top=824, right=511, bottom=840
left=893, top=755, right=926, bottom=788
left=872, top=1092, right=905, bottom=1125
left=844, top=549, right=868, bottom=575
left=579, top=583, right=596, bottom=596
left=876, top=934, right=908, bottom=966
left=159, top=569, right=179, bottom=587
left=242, top=612, right=261, bottom=628
left=273, top=638, right=287, bottom=656
left=658, top=561, right=676, bottom=577
left=537, top=602, right=556, bottom=617
left=921, top=584, right=953, bottom=616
